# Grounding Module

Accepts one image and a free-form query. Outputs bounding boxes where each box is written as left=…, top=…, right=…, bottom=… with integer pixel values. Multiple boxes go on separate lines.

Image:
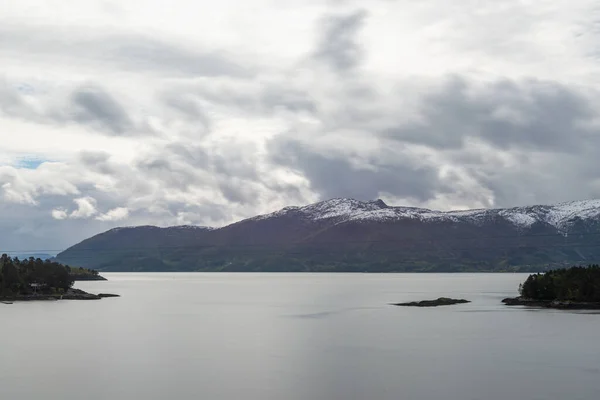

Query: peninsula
left=503, top=265, right=600, bottom=309
left=0, top=254, right=115, bottom=301
left=69, top=266, right=107, bottom=281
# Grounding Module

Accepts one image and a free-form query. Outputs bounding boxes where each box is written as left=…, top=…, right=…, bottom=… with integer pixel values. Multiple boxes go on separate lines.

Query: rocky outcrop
left=392, top=297, right=470, bottom=307
left=98, top=293, right=120, bottom=298
left=61, top=288, right=101, bottom=300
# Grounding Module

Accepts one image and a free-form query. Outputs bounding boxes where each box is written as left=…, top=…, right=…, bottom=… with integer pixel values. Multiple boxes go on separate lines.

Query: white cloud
left=96, top=207, right=129, bottom=222
left=51, top=209, right=68, bottom=220
left=69, top=197, right=98, bottom=219
left=2, top=182, right=38, bottom=205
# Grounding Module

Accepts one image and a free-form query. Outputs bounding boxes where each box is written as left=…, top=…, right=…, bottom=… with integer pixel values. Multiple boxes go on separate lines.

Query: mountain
left=55, top=198, right=600, bottom=272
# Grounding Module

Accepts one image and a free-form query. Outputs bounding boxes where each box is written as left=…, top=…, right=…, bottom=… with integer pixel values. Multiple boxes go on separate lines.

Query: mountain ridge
left=102, top=197, right=600, bottom=232
left=248, top=197, right=600, bottom=231
left=55, top=198, right=600, bottom=272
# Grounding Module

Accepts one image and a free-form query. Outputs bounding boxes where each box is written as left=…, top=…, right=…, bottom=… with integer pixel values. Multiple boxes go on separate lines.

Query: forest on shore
left=519, top=265, right=600, bottom=302
left=0, top=254, right=101, bottom=297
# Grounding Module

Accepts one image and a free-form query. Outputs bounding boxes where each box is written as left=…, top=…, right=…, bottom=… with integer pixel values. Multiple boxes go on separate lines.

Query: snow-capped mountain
left=56, top=198, right=600, bottom=272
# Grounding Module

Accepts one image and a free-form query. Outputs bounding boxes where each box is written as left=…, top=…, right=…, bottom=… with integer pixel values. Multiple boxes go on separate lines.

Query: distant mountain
left=55, top=198, right=600, bottom=272
left=8, top=253, right=56, bottom=261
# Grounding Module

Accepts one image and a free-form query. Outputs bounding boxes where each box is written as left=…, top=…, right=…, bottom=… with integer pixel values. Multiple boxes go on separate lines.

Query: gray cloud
left=135, top=142, right=262, bottom=202
left=211, top=151, right=260, bottom=180
left=131, top=140, right=308, bottom=209
left=383, top=77, right=596, bottom=152
left=269, top=138, right=443, bottom=202
left=79, top=151, right=111, bottom=165
left=0, top=80, right=28, bottom=119
left=161, top=93, right=212, bottom=129
left=0, top=81, right=142, bottom=136
left=78, top=151, right=117, bottom=175
left=218, top=181, right=255, bottom=204
left=166, top=82, right=317, bottom=117
left=0, top=24, right=252, bottom=78
left=111, top=36, right=249, bottom=78
left=139, top=71, right=600, bottom=211
left=164, top=143, right=210, bottom=169
left=72, top=86, right=133, bottom=135
left=398, top=78, right=600, bottom=207
left=136, top=157, right=199, bottom=191
left=313, top=10, right=368, bottom=71
left=264, top=74, right=600, bottom=208
left=260, top=87, right=317, bottom=113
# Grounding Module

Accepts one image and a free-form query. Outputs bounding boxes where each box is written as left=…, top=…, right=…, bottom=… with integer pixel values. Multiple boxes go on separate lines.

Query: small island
left=0, top=254, right=116, bottom=302
left=392, top=297, right=471, bottom=307
left=503, top=265, right=600, bottom=309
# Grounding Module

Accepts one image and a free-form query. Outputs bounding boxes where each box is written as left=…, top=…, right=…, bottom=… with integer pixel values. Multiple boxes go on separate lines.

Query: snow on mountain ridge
left=301, top=198, right=389, bottom=220
left=252, top=198, right=600, bottom=230
left=173, top=225, right=216, bottom=230
left=108, top=225, right=214, bottom=233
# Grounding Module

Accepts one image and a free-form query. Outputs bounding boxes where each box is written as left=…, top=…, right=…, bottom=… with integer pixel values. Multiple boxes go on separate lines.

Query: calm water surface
left=1, top=273, right=599, bottom=400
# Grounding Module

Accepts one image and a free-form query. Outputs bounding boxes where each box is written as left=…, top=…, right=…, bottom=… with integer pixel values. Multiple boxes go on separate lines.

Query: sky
left=2, top=0, right=600, bottom=252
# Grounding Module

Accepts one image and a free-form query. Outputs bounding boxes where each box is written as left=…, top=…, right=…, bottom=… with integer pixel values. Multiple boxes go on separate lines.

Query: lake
left=1, top=273, right=599, bottom=400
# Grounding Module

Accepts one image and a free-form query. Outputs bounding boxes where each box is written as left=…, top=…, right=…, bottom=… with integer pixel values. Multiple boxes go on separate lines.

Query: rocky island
left=0, top=254, right=117, bottom=302
left=392, top=297, right=471, bottom=307
left=503, top=265, right=600, bottom=309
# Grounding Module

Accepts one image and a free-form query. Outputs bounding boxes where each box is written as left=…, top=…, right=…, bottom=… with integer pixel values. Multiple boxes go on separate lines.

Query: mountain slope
left=56, top=198, right=600, bottom=272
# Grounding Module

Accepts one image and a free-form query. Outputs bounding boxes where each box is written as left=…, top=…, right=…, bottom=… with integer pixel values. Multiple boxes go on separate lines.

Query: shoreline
left=72, top=275, right=107, bottom=281
left=0, top=288, right=118, bottom=302
left=502, top=297, right=600, bottom=310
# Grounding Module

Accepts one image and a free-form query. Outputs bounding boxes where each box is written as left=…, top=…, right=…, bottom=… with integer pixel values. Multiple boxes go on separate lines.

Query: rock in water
left=392, top=297, right=470, bottom=307
left=98, top=293, right=120, bottom=298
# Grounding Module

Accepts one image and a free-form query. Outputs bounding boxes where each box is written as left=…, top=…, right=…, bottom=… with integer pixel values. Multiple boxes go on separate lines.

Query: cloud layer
left=2, top=0, right=600, bottom=251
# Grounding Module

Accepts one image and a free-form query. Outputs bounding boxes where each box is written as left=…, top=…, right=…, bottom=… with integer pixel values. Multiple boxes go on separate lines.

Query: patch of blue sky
left=15, top=157, right=48, bottom=169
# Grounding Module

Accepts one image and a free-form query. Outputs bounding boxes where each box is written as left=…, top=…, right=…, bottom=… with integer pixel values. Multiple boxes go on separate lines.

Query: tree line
left=519, top=265, right=600, bottom=302
left=0, top=254, right=74, bottom=296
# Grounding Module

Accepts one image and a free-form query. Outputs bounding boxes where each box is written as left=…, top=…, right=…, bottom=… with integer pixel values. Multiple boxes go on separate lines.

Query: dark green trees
left=1, top=262, right=23, bottom=294
left=519, top=265, right=600, bottom=302
left=0, top=254, right=75, bottom=296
